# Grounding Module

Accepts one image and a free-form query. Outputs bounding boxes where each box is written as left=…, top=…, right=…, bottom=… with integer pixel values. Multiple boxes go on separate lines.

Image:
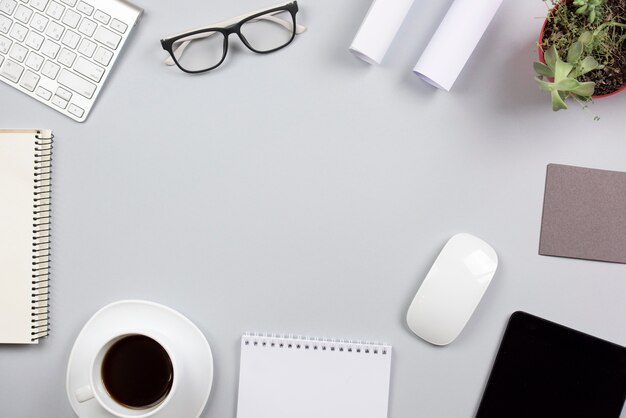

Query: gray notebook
left=539, top=163, right=626, bottom=264
left=0, top=130, right=52, bottom=344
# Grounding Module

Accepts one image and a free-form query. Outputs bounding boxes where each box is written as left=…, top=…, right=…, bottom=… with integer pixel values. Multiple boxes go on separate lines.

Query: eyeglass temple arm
left=164, top=13, right=306, bottom=66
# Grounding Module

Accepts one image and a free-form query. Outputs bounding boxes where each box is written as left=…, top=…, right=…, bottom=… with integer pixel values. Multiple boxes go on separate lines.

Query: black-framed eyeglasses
left=161, top=1, right=306, bottom=74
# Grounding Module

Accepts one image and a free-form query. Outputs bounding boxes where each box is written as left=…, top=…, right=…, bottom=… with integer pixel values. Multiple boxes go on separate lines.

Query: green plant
left=536, top=0, right=626, bottom=108
left=534, top=33, right=601, bottom=110
left=573, top=0, right=605, bottom=24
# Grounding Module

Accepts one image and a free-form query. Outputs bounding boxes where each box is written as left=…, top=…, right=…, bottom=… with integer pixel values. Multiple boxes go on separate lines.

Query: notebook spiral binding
left=31, top=131, right=53, bottom=342
left=242, top=333, right=391, bottom=355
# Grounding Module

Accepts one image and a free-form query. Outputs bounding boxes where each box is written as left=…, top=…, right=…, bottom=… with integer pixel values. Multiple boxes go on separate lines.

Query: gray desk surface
left=2, top=0, right=626, bottom=416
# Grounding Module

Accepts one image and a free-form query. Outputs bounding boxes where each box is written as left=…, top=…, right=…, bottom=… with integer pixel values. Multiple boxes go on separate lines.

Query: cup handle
left=75, top=385, right=95, bottom=403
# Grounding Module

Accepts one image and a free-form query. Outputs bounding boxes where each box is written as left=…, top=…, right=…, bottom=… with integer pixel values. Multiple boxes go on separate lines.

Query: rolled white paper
left=413, top=0, right=504, bottom=91
left=349, top=0, right=416, bottom=64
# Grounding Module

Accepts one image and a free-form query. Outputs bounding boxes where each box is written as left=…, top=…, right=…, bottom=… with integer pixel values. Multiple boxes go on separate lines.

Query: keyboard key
left=45, top=20, right=62, bottom=40
left=0, top=58, right=24, bottom=82
left=25, top=50, right=43, bottom=69
left=61, top=8, right=79, bottom=28
left=51, top=94, right=67, bottom=108
left=10, top=22, right=28, bottom=41
left=77, top=37, right=94, bottom=56
left=0, top=54, right=3, bottom=66
left=57, top=68, right=95, bottom=98
left=75, top=0, right=91, bottom=15
left=0, top=33, right=11, bottom=52
left=55, top=85, right=71, bottom=100
left=19, top=68, right=39, bottom=90
left=30, top=12, right=48, bottom=31
left=92, top=45, right=112, bottom=66
left=67, top=102, right=83, bottom=117
left=110, top=18, right=126, bottom=34
left=77, top=16, right=95, bottom=36
left=0, top=0, right=17, bottom=15
left=59, top=0, right=75, bottom=6
left=61, top=28, right=78, bottom=48
left=35, top=85, right=51, bottom=99
left=93, top=26, right=119, bottom=49
left=40, top=38, right=58, bottom=58
left=73, top=56, right=103, bottom=81
left=29, top=0, right=47, bottom=12
left=0, top=14, right=11, bottom=33
left=57, top=47, right=75, bottom=66
left=45, top=1, right=63, bottom=19
left=9, top=42, right=27, bottom=61
left=93, top=9, right=108, bottom=25
left=25, top=30, right=43, bottom=49
left=41, top=58, right=59, bottom=78
left=14, top=4, right=33, bottom=24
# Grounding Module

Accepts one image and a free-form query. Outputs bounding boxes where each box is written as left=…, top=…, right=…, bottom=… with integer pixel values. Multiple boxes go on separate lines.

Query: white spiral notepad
left=236, top=334, right=392, bottom=418
left=0, top=130, right=52, bottom=344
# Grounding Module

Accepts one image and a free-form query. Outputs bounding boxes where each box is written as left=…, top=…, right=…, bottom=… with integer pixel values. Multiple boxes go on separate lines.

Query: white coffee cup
left=74, top=332, right=179, bottom=418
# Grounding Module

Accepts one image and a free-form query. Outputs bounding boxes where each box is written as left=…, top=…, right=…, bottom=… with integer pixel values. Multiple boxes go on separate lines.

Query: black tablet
left=476, top=311, right=626, bottom=418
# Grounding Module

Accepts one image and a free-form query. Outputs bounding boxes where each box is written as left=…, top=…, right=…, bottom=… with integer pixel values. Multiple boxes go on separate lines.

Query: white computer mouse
left=406, top=233, right=498, bottom=346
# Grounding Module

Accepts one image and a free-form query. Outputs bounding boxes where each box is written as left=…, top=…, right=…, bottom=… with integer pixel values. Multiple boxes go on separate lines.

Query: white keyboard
left=0, top=0, right=142, bottom=122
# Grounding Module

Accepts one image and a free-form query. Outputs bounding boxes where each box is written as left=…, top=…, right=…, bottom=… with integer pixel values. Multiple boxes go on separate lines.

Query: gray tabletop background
left=2, top=0, right=626, bottom=416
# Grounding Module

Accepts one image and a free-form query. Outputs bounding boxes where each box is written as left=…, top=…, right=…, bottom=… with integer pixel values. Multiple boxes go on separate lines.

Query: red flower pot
left=537, top=0, right=626, bottom=98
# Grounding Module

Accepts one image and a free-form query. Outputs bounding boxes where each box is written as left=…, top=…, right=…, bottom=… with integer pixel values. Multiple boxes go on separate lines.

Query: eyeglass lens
left=173, top=31, right=227, bottom=72
left=240, top=10, right=295, bottom=52
left=172, top=9, right=296, bottom=72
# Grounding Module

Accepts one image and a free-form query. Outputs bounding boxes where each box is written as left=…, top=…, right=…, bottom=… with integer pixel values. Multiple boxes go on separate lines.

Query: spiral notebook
left=236, top=334, right=392, bottom=418
left=0, top=130, right=52, bottom=344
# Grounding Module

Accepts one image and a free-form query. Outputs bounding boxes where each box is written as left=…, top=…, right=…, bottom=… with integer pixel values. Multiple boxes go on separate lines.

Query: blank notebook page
left=236, top=334, right=392, bottom=418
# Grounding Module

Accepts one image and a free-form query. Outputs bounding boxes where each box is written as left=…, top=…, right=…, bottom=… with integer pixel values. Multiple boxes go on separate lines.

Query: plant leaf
left=576, top=4, right=588, bottom=14
left=579, top=31, right=593, bottom=45
left=544, top=46, right=558, bottom=70
left=554, top=58, right=574, bottom=81
left=567, top=41, right=583, bottom=64
left=571, top=81, right=595, bottom=97
left=535, top=77, right=555, bottom=91
left=534, top=61, right=554, bottom=77
left=551, top=90, right=569, bottom=111
left=555, top=78, right=581, bottom=91
left=589, top=9, right=596, bottom=23
left=579, top=56, right=600, bottom=75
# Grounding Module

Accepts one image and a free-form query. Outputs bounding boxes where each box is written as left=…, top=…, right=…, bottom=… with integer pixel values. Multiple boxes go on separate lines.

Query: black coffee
left=101, top=335, right=174, bottom=409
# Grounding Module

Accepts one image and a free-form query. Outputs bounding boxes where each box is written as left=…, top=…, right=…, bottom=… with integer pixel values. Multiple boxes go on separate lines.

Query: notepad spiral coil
left=31, top=131, right=53, bottom=341
left=242, top=333, right=391, bottom=355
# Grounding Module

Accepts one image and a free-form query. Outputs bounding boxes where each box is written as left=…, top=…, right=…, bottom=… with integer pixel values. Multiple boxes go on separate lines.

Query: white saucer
left=66, top=300, right=213, bottom=418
